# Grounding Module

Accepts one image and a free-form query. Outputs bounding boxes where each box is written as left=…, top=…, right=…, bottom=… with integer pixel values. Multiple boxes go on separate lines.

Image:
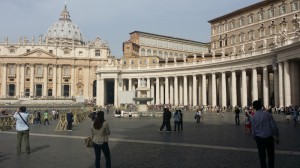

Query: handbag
left=84, top=136, right=93, bottom=148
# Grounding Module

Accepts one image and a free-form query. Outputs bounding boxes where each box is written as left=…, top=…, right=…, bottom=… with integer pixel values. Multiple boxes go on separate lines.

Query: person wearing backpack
left=173, top=110, right=181, bottom=131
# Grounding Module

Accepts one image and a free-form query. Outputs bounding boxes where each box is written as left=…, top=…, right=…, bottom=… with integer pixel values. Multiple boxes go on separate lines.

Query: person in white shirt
left=13, top=106, right=30, bottom=155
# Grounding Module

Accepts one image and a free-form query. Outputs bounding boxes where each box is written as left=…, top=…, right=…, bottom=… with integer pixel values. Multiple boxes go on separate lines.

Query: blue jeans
left=93, top=142, right=111, bottom=168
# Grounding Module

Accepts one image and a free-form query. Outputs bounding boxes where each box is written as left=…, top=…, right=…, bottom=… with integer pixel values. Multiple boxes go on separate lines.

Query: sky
left=0, top=0, right=260, bottom=57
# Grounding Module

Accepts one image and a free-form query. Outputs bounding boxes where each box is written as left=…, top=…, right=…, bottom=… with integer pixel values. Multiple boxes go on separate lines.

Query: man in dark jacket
left=66, top=111, right=74, bottom=131
left=159, top=108, right=172, bottom=133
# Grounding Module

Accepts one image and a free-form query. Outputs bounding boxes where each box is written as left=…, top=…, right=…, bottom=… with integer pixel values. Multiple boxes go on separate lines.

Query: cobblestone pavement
left=1, top=111, right=300, bottom=168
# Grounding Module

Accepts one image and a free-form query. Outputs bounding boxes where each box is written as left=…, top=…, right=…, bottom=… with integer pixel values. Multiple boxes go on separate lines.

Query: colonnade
left=98, top=60, right=293, bottom=108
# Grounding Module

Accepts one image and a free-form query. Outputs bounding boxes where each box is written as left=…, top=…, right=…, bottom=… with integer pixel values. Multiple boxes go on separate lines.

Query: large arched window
left=164, top=52, right=168, bottom=58
left=141, top=48, right=146, bottom=56
left=158, top=51, right=163, bottom=57
left=146, top=49, right=151, bottom=56
left=153, top=50, right=157, bottom=56
left=26, top=67, right=30, bottom=76
left=48, top=67, right=53, bottom=76
left=64, top=67, right=70, bottom=76
left=78, top=68, right=83, bottom=76
left=9, top=65, right=15, bottom=75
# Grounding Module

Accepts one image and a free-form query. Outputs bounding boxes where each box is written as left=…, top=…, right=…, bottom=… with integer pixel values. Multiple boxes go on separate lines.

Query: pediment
left=21, top=49, right=58, bottom=58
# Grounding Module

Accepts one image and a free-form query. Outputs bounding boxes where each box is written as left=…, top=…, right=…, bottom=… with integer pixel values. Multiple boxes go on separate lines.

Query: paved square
left=1, top=111, right=300, bottom=168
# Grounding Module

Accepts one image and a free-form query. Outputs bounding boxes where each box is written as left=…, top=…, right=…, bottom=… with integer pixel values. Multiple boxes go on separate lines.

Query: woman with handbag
left=91, top=111, right=111, bottom=168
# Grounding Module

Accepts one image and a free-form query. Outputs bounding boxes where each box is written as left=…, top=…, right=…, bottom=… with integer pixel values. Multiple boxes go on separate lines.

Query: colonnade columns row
left=221, top=72, right=227, bottom=107
left=114, top=78, right=118, bottom=106
left=43, top=64, right=48, bottom=97
left=20, top=64, right=25, bottom=97
left=174, top=76, right=178, bottom=106
left=252, top=68, right=258, bottom=103
left=192, top=75, right=197, bottom=106
left=16, top=64, right=20, bottom=97
left=211, top=73, right=216, bottom=107
left=202, top=74, right=207, bottom=106
left=231, top=71, right=237, bottom=107
left=263, top=67, right=269, bottom=107
left=241, top=69, right=247, bottom=107
left=283, top=61, right=291, bottom=106
left=165, top=77, right=169, bottom=105
left=183, top=76, right=188, bottom=106
left=155, top=77, right=160, bottom=105
left=30, top=65, right=34, bottom=97
left=53, top=65, right=57, bottom=97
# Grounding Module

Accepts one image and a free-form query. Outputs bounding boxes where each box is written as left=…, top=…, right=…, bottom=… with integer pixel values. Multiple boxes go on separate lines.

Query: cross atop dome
left=59, top=3, right=71, bottom=21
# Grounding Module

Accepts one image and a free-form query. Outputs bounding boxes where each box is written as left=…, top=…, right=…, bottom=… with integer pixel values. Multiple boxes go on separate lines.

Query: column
left=198, top=76, right=202, bottom=105
left=147, top=78, right=150, bottom=101
left=211, top=73, right=216, bottom=107
left=165, top=77, right=169, bottom=105
left=278, top=63, right=284, bottom=107
left=242, top=69, right=247, bottom=107
left=96, top=76, right=104, bottom=107
left=71, top=65, right=76, bottom=97
left=183, top=76, right=188, bottom=105
left=57, top=65, right=62, bottom=97
left=231, top=71, right=237, bottom=107
left=202, top=74, right=207, bottom=106
left=174, top=76, right=178, bottom=106
left=192, top=75, right=197, bottom=106
left=263, top=66, right=269, bottom=107
left=43, top=64, right=48, bottom=97
left=150, top=79, right=155, bottom=104
left=252, top=68, right=258, bottom=102
left=189, top=77, right=192, bottom=105
left=221, top=72, right=227, bottom=107
left=1, top=64, right=7, bottom=97
left=284, top=61, right=291, bottom=106
left=169, top=78, right=174, bottom=105
left=20, top=64, right=25, bottom=97
left=16, top=64, right=20, bottom=98
left=114, top=78, right=118, bottom=106
left=155, top=77, right=160, bottom=105
left=30, top=64, right=34, bottom=97
left=128, top=78, right=132, bottom=91
left=160, top=80, right=164, bottom=104
left=273, top=69, right=279, bottom=107
left=53, top=65, right=57, bottom=97
left=83, top=66, right=90, bottom=98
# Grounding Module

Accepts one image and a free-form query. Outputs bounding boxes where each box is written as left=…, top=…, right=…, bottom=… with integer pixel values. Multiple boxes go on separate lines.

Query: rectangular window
left=49, top=79, right=52, bottom=82
left=249, top=32, right=254, bottom=40
left=280, top=5, right=286, bottom=15
left=292, top=2, right=299, bottom=11
left=259, top=12, right=264, bottom=21
left=9, top=49, right=16, bottom=53
left=26, top=79, right=30, bottom=82
left=268, top=9, right=274, bottom=18
left=230, top=21, right=235, bottom=29
left=95, top=50, right=100, bottom=56
left=248, top=15, right=253, bottom=24
left=239, top=18, right=244, bottom=27
left=49, top=50, right=53, bottom=54
left=259, top=30, right=265, bottom=38
left=79, top=51, right=83, bottom=56
left=26, top=49, right=30, bottom=53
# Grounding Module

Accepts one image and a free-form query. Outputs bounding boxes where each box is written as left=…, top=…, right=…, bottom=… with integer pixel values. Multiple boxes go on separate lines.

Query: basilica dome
left=45, top=5, right=84, bottom=45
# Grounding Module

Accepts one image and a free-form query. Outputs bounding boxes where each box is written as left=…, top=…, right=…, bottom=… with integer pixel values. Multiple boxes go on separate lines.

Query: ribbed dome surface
left=45, top=5, right=84, bottom=44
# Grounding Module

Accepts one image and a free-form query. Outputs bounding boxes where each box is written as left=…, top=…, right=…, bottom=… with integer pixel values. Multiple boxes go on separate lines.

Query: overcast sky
left=0, top=0, right=259, bottom=57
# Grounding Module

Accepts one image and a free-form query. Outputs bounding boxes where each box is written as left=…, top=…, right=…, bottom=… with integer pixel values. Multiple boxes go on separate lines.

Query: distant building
left=0, top=5, right=110, bottom=100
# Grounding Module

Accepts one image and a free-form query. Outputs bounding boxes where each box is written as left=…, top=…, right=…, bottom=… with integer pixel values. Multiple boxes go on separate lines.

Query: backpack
left=174, top=112, right=181, bottom=122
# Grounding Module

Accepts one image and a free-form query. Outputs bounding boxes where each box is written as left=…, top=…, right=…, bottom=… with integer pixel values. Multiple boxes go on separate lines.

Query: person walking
left=159, top=108, right=172, bottom=133
left=43, top=110, right=50, bottom=125
left=251, top=100, right=279, bottom=168
left=235, top=106, right=240, bottom=125
left=173, top=110, right=181, bottom=131
left=179, top=110, right=183, bottom=131
left=195, top=109, right=201, bottom=123
left=67, top=111, right=74, bottom=131
left=91, top=111, right=111, bottom=168
left=13, top=106, right=30, bottom=155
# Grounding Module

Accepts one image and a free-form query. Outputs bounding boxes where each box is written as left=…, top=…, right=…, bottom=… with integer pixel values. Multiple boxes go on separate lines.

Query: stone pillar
left=193, top=75, right=197, bottom=106
left=150, top=79, right=155, bottom=104
left=97, top=77, right=104, bottom=107
left=53, top=65, right=57, bottom=97
left=231, top=71, right=237, bottom=107
left=278, top=63, right=284, bottom=107
left=211, top=73, right=216, bottom=107
left=16, top=64, right=20, bottom=98
left=179, top=77, right=183, bottom=105
left=128, top=78, right=132, bottom=91
left=174, top=76, right=178, bottom=106
left=198, top=76, right=202, bottom=105
left=83, top=66, right=90, bottom=98
left=273, top=69, right=279, bottom=107
left=165, top=77, right=169, bottom=105
left=189, top=77, right=193, bottom=105
left=114, top=78, right=118, bottom=106
left=1, top=64, right=7, bottom=97
left=71, top=65, right=76, bottom=97
left=147, top=78, right=150, bottom=100
left=284, top=61, right=291, bottom=106
left=20, top=64, right=25, bottom=97
left=263, top=67, right=269, bottom=107
left=221, top=72, right=227, bottom=107
left=43, top=64, right=48, bottom=97
left=160, top=80, right=164, bottom=104
left=30, top=64, right=34, bottom=97
left=155, top=77, right=160, bottom=105
left=183, top=75, right=188, bottom=105
left=242, top=69, right=247, bottom=107
left=252, top=68, right=258, bottom=102
left=170, top=78, right=174, bottom=105
left=202, top=74, right=207, bottom=106
left=57, top=65, right=62, bottom=97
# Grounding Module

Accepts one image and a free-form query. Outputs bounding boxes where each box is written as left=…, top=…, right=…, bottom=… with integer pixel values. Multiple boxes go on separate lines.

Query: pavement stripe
left=1, top=131, right=300, bottom=156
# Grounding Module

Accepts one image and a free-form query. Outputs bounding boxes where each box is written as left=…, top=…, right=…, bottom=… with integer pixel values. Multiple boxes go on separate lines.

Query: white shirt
left=13, top=112, right=29, bottom=131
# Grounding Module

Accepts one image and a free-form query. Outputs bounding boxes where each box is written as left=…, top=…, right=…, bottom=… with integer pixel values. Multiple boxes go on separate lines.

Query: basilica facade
left=0, top=5, right=110, bottom=101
